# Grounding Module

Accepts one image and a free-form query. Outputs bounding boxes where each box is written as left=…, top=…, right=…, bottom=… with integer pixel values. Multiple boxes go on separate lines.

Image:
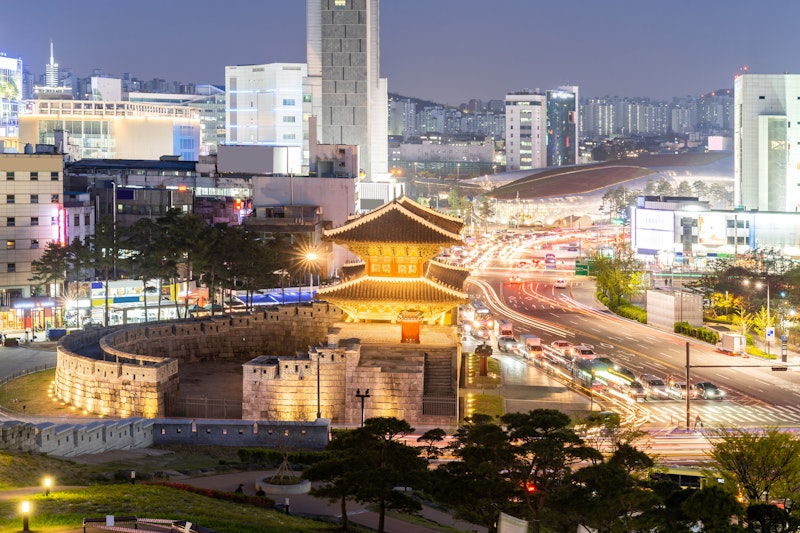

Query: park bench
left=82, top=515, right=138, bottom=532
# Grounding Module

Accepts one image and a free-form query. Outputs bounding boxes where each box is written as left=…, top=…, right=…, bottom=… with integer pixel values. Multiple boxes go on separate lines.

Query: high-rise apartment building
left=734, top=73, right=800, bottom=212
left=505, top=86, right=579, bottom=171
left=305, top=0, right=389, bottom=180
left=505, top=92, right=547, bottom=171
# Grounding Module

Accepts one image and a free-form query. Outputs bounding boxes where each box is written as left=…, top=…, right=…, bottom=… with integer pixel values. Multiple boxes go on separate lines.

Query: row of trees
left=303, top=410, right=800, bottom=533
left=600, top=177, right=731, bottom=220
left=29, top=210, right=305, bottom=326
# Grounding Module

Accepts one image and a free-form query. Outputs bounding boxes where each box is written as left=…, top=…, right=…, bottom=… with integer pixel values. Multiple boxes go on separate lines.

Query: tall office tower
left=45, top=39, right=59, bottom=87
left=734, top=74, right=800, bottom=212
left=505, top=92, right=547, bottom=171
left=389, top=98, right=416, bottom=139
left=546, top=86, right=578, bottom=166
left=305, top=0, right=388, bottom=180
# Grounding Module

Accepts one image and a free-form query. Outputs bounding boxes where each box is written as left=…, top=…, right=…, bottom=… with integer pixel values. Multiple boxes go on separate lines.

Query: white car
left=555, top=278, right=567, bottom=289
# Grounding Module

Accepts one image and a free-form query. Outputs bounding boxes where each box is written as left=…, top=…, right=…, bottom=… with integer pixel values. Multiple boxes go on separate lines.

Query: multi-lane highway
left=465, top=253, right=800, bottom=433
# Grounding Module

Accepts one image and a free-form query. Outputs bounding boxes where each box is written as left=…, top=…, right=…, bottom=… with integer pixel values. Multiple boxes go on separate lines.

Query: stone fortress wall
left=55, top=304, right=345, bottom=419
left=0, top=418, right=329, bottom=457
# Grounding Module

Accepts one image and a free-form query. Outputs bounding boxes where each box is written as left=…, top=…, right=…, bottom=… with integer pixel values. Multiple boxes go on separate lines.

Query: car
left=572, top=345, right=596, bottom=358
left=497, top=335, right=518, bottom=352
left=471, top=327, right=491, bottom=341
left=507, top=275, right=522, bottom=285
left=692, top=381, right=725, bottom=400
left=640, top=374, right=670, bottom=399
left=555, top=278, right=567, bottom=289
left=667, top=381, right=689, bottom=400
left=550, top=340, right=574, bottom=355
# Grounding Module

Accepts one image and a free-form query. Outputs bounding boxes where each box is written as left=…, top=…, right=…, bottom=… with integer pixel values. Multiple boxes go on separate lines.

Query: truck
left=717, top=333, right=746, bottom=356
left=518, top=334, right=543, bottom=359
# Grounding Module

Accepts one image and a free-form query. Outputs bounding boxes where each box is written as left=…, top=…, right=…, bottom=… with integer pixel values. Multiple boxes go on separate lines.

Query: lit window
left=6, top=240, right=14, bottom=249
left=335, top=0, right=346, bottom=5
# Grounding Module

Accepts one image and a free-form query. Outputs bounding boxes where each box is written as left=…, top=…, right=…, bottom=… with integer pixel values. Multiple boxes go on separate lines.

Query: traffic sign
left=766, top=327, right=775, bottom=340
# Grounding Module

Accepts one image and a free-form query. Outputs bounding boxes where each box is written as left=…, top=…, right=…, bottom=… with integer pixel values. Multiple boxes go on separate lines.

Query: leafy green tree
left=693, top=180, right=709, bottom=199
left=676, top=180, right=694, bottom=196
left=432, top=414, right=517, bottom=533
left=654, top=178, right=674, bottom=196
left=475, top=198, right=495, bottom=232
left=593, top=247, right=643, bottom=308
left=680, top=485, right=745, bottom=532
left=86, top=216, right=122, bottom=326
left=30, top=241, right=71, bottom=296
left=708, top=427, right=800, bottom=504
left=566, top=444, right=659, bottom=533
left=501, top=409, right=602, bottom=533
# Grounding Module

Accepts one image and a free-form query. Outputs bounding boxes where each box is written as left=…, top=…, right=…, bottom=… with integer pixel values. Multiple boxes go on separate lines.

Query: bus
left=544, top=253, right=557, bottom=269
left=649, top=466, right=723, bottom=489
left=470, top=299, right=493, bottom=328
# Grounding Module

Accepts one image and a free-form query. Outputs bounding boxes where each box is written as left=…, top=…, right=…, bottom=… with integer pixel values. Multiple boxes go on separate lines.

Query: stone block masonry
left=55, top=304, right=345, bottom=419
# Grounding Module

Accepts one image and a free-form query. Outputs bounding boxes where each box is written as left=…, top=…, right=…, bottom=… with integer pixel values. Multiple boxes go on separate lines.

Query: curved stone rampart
left=55, top=304, right=345, bottom=419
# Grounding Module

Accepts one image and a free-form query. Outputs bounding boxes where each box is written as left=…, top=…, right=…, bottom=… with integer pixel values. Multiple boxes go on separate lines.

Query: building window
left=31, top=239, right=39, bottom=249
left=282, top=116, right=296, bottom=123
left=283, top=133, right=296, bottom=140
left=335, top=0, right=347, bottom=6
left=6, top=218, right=13, bottom=227
left=51, top=171, right=59, bottom=180
left=73, top=214, right=80, bottom=227
left=6, top=240, right=14, bottom=250
left=6, top=172, right=13, bottom=181
left=84, top=213, right=90, bottom=225
left=30, top=194, right=38, bottom=204
left=30, top=172, right=38, bottom=181
left=51, top=217, right=58, bottom=225
left=51, top=194, right=59, bottom=203
left=31, top=217, right=38, bottom=226
left=7, top=264, right=15, bottom=273
left=282, top=98, right=296, bottom=106
left=759, top=96, right=765, bottom=100
left=6, top=195, right=13, bottom=204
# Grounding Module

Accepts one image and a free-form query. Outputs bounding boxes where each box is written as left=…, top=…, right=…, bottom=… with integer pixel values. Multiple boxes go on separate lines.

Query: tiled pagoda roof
left=316, top=276, right=467, bottom=303
left=324, top=196, right=463, bottom=245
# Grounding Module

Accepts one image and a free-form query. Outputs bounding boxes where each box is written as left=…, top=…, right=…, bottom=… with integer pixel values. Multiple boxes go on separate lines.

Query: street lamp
left=21, top=501, right=30, bottom=532
left=744, top=279, right=772, bottom=357
left=43, top=476, right=52, bottom=497
left=355, top=388, right=370, bottom=427
left=305, top=252, right=318, bottom=302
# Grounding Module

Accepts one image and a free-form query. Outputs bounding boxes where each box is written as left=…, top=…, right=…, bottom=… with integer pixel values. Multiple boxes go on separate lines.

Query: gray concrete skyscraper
left=305, top=0, right=388, bottom=180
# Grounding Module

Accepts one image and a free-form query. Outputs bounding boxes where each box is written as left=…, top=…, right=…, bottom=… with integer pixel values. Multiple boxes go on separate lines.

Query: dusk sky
left=2, top=0, right=799, bottom=105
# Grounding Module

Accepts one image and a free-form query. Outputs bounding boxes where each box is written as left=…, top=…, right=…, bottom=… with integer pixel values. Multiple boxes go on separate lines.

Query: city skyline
left=1, top=1, right=799, bottom=105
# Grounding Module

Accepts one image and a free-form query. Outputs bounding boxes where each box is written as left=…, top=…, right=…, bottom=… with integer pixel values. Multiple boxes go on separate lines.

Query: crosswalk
left=641, top=399, right=800, bottom=427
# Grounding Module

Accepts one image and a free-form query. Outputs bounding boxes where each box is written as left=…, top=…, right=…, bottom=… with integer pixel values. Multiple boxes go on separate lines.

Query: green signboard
left=575, top=259, right=597, bottom=276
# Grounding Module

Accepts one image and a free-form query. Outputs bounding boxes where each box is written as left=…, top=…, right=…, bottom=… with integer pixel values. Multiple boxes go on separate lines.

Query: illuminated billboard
left=697, top=214, right=727, bottom=245
left=632, top=208, right=675, bottom=252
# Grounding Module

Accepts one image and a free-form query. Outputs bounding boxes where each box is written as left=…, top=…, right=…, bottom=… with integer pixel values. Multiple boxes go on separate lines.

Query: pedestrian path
left=642, top=400, right=800, bottom=428
left=179, top=470, right=487, bottom=533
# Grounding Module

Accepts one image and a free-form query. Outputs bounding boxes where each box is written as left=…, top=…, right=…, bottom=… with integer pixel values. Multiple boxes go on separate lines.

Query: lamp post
left=355, top=388, right=370, bottom=427
left=316, top=352, right=322, bottom=419
left=21, top=501, right=30, bottom=532
left=305, top=252, right=318, bottom=303
left=43, top=476, right=52, bottom=497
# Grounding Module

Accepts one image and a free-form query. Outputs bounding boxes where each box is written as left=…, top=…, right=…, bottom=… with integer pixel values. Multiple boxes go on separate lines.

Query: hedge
left=673, top=322, right=720, bottom=344
left=237, top=448, right=330, bottom=466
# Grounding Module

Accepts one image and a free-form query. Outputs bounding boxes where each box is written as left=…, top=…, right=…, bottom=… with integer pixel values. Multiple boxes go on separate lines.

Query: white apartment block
left=0, top=153, right=64, bottom=300
left=505, top=92, right=546, bottom=171
left=734, top=73, right=800, bottom=212
left=225, top=63, right=306, bottom=155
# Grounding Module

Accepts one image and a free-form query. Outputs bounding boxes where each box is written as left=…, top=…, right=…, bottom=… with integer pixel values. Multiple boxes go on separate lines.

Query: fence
left=0, top=363, right=55, bottom=387
left=422, top=395, right=457, bottom=417
left=173, top=397, right=243, bottom=419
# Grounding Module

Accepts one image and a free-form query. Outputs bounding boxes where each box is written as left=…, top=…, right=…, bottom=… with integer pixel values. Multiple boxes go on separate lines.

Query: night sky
left=2, top=0, right=799, bottom=106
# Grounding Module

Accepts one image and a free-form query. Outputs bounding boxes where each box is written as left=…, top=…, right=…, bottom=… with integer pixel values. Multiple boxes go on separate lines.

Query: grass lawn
left=462, top=393, right=503, bottom=420
left=464, top=353, right=501, bottom=388
left=0, top=369, right=73, bottom=417
left=0, top=484, right=352, bottom=533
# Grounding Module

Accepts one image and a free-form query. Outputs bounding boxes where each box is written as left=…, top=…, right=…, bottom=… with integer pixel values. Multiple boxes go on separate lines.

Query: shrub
left=149, top=481, right=274, bottom=509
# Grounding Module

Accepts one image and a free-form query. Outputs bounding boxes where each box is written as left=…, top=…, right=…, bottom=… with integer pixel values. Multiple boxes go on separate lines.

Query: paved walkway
left=180, top=470, right=486, bottom=533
